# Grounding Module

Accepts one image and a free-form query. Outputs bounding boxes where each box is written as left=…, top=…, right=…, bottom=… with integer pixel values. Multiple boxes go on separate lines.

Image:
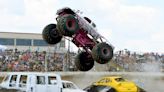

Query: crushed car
left=84, top=76, right=146, bottom=92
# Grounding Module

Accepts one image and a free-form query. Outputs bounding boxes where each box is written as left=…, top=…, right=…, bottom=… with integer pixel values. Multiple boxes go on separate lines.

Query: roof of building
left=0, top=31, right=41, bottom=35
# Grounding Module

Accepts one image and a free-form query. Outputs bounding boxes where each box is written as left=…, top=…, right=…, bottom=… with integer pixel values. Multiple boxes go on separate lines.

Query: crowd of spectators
left=0, top=49, right=65, bottom=72
left=0, top=49, right=164, bottom=72
left=112, top=49, right=164, bottom=72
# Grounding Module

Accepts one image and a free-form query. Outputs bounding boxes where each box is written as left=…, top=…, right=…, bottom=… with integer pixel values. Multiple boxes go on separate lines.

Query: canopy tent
left=0, top=45, right=7, bottom=51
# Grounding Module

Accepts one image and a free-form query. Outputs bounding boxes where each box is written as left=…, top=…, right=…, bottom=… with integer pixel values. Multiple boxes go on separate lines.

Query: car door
left=35, top=76, right=47, bottom=92
left=18, top=75, right=27, bottom=91
left=26, top=75, right=36, bottom=92
left=9, top=75, right=17, bottom=89
left=47, top=76, right=60, bottom=92
left=62, top=82, right=79, bottom=92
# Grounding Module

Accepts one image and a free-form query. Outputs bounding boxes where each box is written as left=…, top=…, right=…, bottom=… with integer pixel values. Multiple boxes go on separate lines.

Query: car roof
left=102, top=76, right=122, bottom=79
left=62, top=80, right=75, bottom=84
left=5, top=72, right=60, bottom=77
left=48, top=80, right=74, bottom=84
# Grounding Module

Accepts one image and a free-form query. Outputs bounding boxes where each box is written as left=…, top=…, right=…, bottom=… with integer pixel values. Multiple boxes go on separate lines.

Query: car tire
left=108, top=88, right=116, bottom=92
left=92, top=42, right=113, bottom=64
left=57, top=14, right=79, bottom=36
left=75, top=52, right=94, bottom=71
left=42, top=24, right=62, bottom=44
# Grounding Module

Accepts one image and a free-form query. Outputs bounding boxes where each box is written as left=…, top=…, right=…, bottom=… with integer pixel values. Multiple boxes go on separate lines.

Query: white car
left=62, top=80, right=85, bottom=92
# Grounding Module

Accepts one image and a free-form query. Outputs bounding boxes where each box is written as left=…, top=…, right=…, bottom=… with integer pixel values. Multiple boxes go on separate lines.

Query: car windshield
left=63, top=82, right=77, bottom=89
left=86, top=85, right=112, bottom=92
left=97, top=86, right=111, bottom=92
left=115, top=78, right=126, bottom=82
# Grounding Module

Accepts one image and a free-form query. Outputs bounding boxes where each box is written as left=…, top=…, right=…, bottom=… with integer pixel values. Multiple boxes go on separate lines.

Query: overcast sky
left=0, top=0, right=163, bottom=53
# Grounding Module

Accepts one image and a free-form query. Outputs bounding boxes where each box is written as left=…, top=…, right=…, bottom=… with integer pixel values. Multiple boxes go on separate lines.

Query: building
left=0, top=32, right=67, bottom=53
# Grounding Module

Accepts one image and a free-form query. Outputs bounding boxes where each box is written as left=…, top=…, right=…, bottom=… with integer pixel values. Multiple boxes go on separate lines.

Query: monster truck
left=42, top=7, right=114, bottom=71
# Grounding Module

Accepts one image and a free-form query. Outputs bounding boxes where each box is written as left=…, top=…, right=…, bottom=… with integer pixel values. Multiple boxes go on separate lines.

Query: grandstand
left=0, top=32, right=66, bottom=53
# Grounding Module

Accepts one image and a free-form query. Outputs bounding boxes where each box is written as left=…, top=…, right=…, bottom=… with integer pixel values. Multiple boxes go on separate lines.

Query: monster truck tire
left=42, top=24, right=62, bottom=44
left=92, top=42, right=113, bottom=64
left=57, top=14, right=79, bottom=36
left=75, top=52, right=94, bottom=71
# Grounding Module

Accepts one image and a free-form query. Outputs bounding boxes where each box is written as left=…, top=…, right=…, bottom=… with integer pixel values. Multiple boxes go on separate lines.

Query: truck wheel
left=75, top=52, right=94, bottom=71
left=57, top=14, right=79, bottom=36
left=92, top=42, right=113, bottom=64
left=42, top=24, right=62, bottom=44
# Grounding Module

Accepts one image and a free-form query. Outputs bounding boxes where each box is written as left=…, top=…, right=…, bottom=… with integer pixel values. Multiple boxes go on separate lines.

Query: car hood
left=119, top=82, right=136, bottom=88
left=63, top=89, right=86, bottom=92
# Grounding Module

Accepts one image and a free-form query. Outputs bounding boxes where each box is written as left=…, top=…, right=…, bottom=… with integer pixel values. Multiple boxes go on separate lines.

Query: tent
left=0, top=45, right=7, bottom=52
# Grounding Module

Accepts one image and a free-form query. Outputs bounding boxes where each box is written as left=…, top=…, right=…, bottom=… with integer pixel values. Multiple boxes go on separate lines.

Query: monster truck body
left=42, top=7, right=114, bottom=71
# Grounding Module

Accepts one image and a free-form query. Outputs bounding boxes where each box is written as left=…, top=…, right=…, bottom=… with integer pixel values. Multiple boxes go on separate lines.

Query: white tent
left=0, top=45, right=7, bottom=51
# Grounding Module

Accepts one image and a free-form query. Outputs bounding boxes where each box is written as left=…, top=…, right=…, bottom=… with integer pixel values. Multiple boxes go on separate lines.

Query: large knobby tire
left=42, top=24, right=62, bottom=44
left=57, top=14, right=79, bottom=36
left=75, top=52, right=94, bottom=71
left=92, top=42, right=113, bottom=64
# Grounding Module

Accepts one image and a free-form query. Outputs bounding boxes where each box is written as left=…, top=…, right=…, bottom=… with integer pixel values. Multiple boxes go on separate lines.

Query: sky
left=0, top=0, right=163, bottom=53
